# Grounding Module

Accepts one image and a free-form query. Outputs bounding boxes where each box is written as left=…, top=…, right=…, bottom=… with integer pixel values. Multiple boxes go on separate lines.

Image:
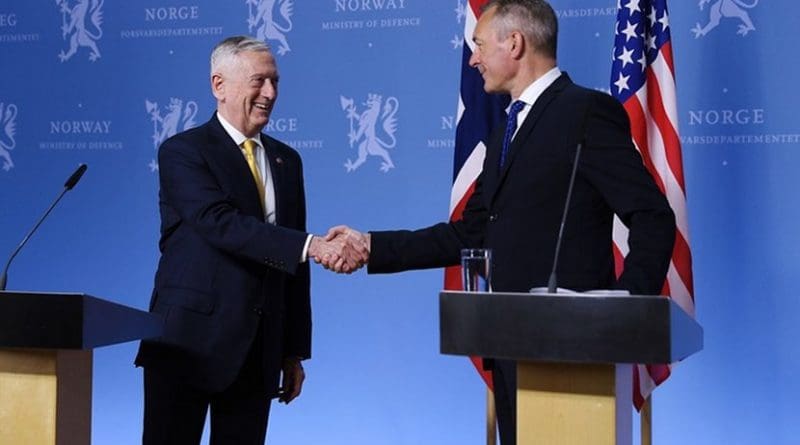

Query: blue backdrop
left=1, top=1, right=797, bottom=444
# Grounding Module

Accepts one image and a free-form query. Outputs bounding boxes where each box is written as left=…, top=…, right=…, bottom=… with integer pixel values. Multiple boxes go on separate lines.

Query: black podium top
left=0, top=291, right=161, bottom=350
left=439, top=291, right=702, bottom=364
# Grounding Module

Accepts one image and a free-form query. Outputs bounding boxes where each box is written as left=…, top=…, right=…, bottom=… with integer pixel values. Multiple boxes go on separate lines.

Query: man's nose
left=468, top=51, right=479, bottom=67
left=261, top=80, right=276, bottom=99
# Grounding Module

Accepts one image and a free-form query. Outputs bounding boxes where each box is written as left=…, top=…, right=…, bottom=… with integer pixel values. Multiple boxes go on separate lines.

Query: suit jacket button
left=254, top=307, right=263, bottom=316
left=489, top=214, right=498, bottom=222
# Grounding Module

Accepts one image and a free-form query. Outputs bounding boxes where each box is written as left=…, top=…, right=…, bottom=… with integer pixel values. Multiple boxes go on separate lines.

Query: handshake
left=308, top=225, right=370, bottom=274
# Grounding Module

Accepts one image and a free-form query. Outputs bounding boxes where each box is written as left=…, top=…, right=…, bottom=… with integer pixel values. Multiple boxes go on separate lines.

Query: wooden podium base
left=516, top=362, right=632, bottom=445
left=0, top=348, right=92, bottom=445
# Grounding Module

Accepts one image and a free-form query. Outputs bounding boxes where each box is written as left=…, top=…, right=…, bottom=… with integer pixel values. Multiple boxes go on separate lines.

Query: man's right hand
left=308, top=227, right=370, bottom=273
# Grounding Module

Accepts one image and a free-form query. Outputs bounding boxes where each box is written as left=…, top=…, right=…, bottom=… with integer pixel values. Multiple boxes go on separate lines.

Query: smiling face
left=469, top=6, right=516, bottom=95
left=212, top=49, right=278, bottom=137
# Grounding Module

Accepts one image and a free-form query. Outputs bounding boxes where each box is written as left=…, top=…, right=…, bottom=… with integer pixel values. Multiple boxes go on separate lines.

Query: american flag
left=444, top=0, right=508, bottom=387
left=611, top=0, right=695, bottom=409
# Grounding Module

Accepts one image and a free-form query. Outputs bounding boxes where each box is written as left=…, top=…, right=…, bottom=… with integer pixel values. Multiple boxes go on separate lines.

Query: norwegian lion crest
left=692, top=0, right=758, bottom=38
left=57, top=0, right=104, bottom=62
left=340, top=94, right=399, bottom=173
left=145, top=98, right=198, bottom=171
left=0, top=103, right=18, bottom=172
left=246, top=0, right=293, bottom=56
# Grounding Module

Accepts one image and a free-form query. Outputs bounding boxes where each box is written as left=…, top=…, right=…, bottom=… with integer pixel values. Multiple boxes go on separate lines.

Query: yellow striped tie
left=241, top=139, right=266, bottom=205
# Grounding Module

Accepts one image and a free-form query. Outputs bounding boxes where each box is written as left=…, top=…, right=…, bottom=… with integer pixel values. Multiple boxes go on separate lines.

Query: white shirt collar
left=216, top=112, right=263, bottom=149
left=516, top=67, right=562, bottom=108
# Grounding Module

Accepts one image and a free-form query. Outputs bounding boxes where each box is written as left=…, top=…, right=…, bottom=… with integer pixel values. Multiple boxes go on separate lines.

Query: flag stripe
left=451, top=177, right=479, bottom=221
left=450, top=143, right=485, bottom=215
left=631, top=84, right=693, bottom=296
left=644, top=53, right=695, bottom=304
left=464, top=2, right=479, bottom=52
left=667, top=260, right=694, bottom=316
left=623, top=98, right=665, bottom=192
left=651, top=44, right=680, bottom=150
left=449, top=0, right=508, bottom=391
left=467, top=0, right=483, bottom=20
left=645, top=65, right=685, bottom=189
left=611, top=0, right=694, bottom=409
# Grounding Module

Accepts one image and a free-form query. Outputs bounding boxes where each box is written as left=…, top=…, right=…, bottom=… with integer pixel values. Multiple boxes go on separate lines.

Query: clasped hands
left=308, top=225, right=369, bottom=273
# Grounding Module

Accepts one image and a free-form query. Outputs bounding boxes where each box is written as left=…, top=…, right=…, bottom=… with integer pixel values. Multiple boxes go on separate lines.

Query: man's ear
left=211, top=74, right=224, bottom=101
left=509, top=31, right=526, bottom=60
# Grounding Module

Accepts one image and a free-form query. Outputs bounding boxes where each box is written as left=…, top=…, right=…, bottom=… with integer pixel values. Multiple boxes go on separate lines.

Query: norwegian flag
left=444, top=0, right=509, bottom=387
left=610, top=0, right=695, bottom=409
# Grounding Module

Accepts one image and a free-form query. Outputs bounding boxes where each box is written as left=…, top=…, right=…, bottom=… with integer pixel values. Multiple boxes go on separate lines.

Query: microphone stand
left=546, top=143, right=582, bottom=294
left=0, top=164, right=87, bottom=291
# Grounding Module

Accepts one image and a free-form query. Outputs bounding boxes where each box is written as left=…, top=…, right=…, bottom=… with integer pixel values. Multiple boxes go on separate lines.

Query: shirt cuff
left=300, top=234, right=313, bottom=263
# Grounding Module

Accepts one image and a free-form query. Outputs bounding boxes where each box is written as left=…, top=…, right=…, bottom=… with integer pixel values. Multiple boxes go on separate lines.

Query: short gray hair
left=210, top=35, right=272, bottom=75
left=485, top=0, right=558, bottom=59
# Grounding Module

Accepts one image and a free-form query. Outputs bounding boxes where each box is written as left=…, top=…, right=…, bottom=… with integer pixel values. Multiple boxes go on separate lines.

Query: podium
left=0, top=291, right=161, bottom=445
left=439, top=291, right=703, bottom=445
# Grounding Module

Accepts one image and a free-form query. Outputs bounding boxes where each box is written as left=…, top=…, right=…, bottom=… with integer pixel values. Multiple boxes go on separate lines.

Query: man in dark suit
left=324, top=1, right=676, bottom=444
left=135, top=36, right=364, bottom=445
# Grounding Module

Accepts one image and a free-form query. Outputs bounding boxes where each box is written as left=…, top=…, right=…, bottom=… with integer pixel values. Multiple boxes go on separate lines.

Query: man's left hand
left=278, top=357, right=305, bottom=404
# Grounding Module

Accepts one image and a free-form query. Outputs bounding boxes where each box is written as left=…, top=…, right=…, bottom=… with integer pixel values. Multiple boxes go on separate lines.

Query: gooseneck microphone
left=64, top=163, right=87, bottom=190
left=546, top=143, right=582, bottom=294
left=0, top=163, right=87, bottom=291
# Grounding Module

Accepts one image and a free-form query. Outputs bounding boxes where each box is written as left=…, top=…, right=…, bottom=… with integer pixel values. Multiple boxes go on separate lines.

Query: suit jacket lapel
left=490, top=74, right=572, bottom=204
left=206, top=115, right=265, bottom=218
left=260, top=134, right=284, bottom=224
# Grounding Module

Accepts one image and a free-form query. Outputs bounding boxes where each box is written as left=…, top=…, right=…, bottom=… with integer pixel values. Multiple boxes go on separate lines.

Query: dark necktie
left=499, top=100, right=526, bottom=170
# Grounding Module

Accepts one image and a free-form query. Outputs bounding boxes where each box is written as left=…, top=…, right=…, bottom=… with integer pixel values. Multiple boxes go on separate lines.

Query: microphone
left=65, top=163, right=87, bottom=190
left=0, top=163, right=87, bottom=291
left=546, top=143, right=582, bottom=293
